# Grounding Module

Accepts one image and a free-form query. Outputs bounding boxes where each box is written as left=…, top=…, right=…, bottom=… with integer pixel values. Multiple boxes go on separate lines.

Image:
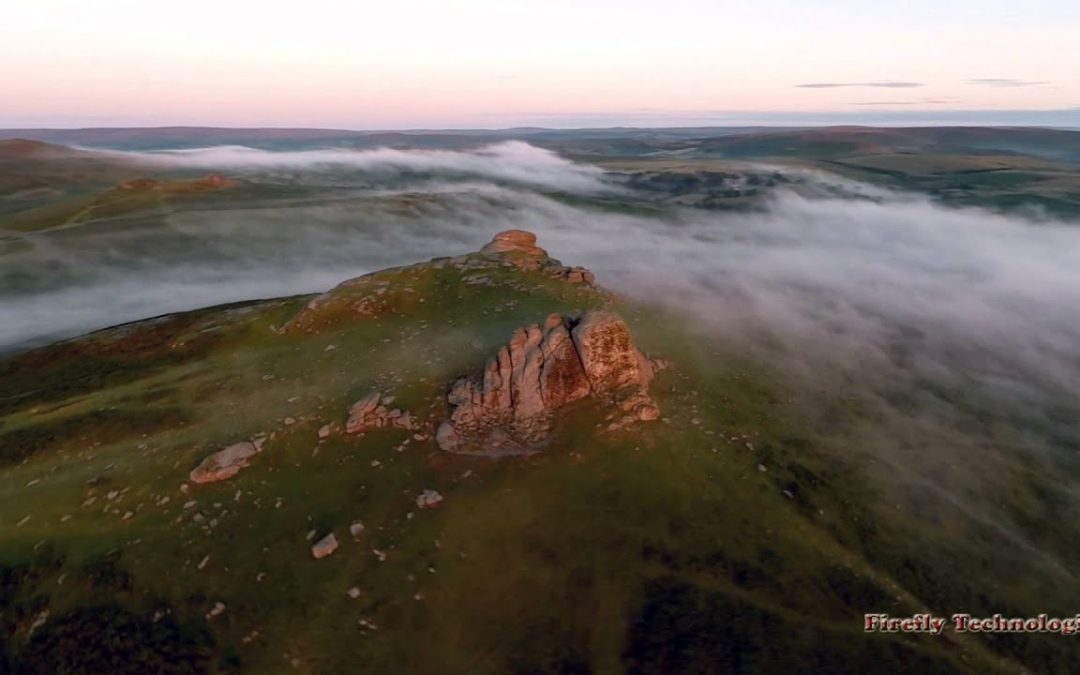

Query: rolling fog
left=5, top=142, right=1079, bottom=569
left=4, top=143, right=1080, bottom=429
left=95, top=141, right=613, bottom=193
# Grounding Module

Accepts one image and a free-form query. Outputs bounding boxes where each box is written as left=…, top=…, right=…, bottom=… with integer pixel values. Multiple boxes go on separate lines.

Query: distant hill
left=4, top=125, right=1078, bottom=164
left=0, top=139, right=89, bottom=160
left=0, top=126, right=794, bottom=152
left=690, top=126, right=1080, bottom=162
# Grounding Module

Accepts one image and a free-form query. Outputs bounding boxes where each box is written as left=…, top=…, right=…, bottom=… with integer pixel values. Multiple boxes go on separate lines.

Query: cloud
left=851, top=97, right=960, bottom=106
left=796, top=81, right=923, bottom=89
left=967, top=78, right=1048, bottom=88
left=851, top=101, right=920, bottom=106
left=91, top=141, right=613, bottom=194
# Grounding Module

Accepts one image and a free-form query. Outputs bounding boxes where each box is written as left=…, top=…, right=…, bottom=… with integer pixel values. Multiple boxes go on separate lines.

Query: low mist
left=5, top=144, right=1080, bottom=411
left=5, top=142, right=1079, bottom=575
left=4, top=144, right=1080, bottom=447
left=96, top=141, right=614, bottom=193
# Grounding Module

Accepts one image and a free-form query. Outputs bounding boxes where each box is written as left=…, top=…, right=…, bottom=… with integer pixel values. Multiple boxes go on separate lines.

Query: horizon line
left=2, top=122, right=1079, bottom=134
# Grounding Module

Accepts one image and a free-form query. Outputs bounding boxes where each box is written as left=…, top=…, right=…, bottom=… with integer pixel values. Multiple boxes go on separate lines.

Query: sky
left=2, top=0, right=1079, bottom=129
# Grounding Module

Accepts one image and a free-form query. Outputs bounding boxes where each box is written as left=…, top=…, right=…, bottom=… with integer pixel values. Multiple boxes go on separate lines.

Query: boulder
left=571, top=310, right=652, bottom=394
left=416, top=490, right=444, bottom=509
left=311, top=532, right=339, bottom=559
left=189, top=441, right=259, bottom=484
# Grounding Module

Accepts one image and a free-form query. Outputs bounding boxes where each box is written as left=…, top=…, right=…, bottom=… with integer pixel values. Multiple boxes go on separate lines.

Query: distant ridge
left=0, top=138, right=86, bottom=159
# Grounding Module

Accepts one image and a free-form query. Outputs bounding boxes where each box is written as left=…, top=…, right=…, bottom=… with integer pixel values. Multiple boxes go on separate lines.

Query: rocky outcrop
left=479, top=230, right=595, bottom=284
left=480, top=229, right=548, bottom=256
left=345, top=392, right=416, bottom=434
left=436, top=310, right=660, bottom=456
left=189, top=439, right=264, bottom=484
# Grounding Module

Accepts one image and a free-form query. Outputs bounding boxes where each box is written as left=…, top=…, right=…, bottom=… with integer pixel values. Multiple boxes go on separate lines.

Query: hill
left=1, top=231, right=1073, bottom=674
left=0, top=139, right=90, bottom=160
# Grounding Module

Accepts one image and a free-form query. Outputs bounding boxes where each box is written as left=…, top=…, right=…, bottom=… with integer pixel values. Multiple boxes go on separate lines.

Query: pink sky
left=2, top=0, right=1078, bottom=128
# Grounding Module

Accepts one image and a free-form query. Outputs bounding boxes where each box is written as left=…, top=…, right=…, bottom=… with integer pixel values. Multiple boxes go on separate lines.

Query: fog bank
left=94, top=141, right=613, bottom=193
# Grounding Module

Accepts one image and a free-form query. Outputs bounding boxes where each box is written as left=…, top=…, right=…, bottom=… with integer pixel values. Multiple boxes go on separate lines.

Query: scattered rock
left=189, top=441, right=260, bottom=484
left=437, top=310, right=659, bottom=455
left=207, top=602, right=226, bottom=619
left=416, top=490, right=444, bottom=509
left=349, top=521, right=365, bottom=538
left=346, top=392, right=417, bottom=433
left=311, top=532, right=339, bottom=559
left=28, top=610, right=49, bottom=637
left=558, top=266, right=595, bottom=285
left=347, top=586, right=361, bottom=599
left=635, top=403, right=661, bottom=421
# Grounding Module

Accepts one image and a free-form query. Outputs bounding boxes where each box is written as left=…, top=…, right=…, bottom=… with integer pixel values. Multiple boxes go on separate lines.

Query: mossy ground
left=0, top=254, right=1071, bottom=673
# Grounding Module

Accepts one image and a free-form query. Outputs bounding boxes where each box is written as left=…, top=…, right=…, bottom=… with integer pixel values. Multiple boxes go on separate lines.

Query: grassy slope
left=0, top=249, right=1070, bottom=673
left=0, top=179, right=248, bottom=234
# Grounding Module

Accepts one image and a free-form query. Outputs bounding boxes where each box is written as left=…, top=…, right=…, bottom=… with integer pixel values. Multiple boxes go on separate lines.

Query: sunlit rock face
left=436, top=310, right=660, bottom=456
